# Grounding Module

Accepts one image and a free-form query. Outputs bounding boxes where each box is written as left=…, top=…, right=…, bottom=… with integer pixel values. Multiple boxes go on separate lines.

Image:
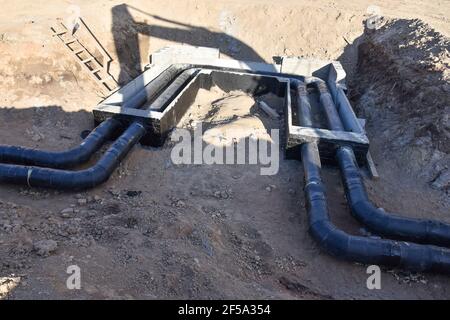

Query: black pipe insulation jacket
left=303, top=78, right=450, bottom=248
left=0, top=118, right=122, bottom=169
left=302, top=141, right=450, bottom=273
left=291, top=80, right=313, bottom=128
left=295, top=80, right=450, bottom=273
left=147, top=68, right=199, bottom=111
left=0, top=122, right=146, bottom=190
left=121, top=64, right=188, bottom=109
left=337, top=146, right=450, bottom=247
left=305, top=77, right=345, bottom=131
left=0, top=65, right=186, bottom=170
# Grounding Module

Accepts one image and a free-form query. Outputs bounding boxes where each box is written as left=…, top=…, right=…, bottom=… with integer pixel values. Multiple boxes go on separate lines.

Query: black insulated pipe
left=0, top=118, right=121, bottom=169
left=302, top=141, right=450, bottom=273
left=0, top=122, right=146, bottom=190
left=294, top=80, right=450, bottom=273
left=147, top=68, right=198, bottom=111
left=0, top=65, right=187, bottom=169
left=121, top=64, right=187, bottom=109
left=292, top=80, right=313, bottom=128
left=307, top=77, right=450, bottom=248
left=337, top=147, right=450, bottom=246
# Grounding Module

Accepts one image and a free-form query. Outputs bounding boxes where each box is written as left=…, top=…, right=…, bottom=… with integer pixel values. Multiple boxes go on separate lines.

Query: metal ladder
left=51, top=18, right=118, bottom=95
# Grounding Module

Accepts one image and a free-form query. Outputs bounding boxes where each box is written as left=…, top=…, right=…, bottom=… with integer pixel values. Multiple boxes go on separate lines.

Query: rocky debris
left=279, top=276, right=332, bottom=299
left=26, top=126, right=45, bottom=142
left=0, top=218, right=13, bottom=232
left=275, top=256, right=307, bottom=273
left=168, top=196, right=187, bottom=208
left=172, top=199, right=186, bottom=208
left=60, top=207, right=74, bottom=218
left=125, top=190, right=142, bottom=198
left=33, top=239, right=58, bottom=257
left=213, top=190, right=230, bottom=199
left=387, top=270, right=428, bottom=285
left=87, top=210, right=97, bottom=218
left=28, top=74, right=52, bottom=85
left=431, top=170, right=450, bottom=191
left=77, top=198, right=87, bottom=206
left=19, top=188, right=50, bottom=199
left=0, top=276, right=21, bottom=299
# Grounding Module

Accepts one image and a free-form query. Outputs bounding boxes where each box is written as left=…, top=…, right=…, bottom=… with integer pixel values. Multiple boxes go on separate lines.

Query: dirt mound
left=350, top=19, right=450, bottom=191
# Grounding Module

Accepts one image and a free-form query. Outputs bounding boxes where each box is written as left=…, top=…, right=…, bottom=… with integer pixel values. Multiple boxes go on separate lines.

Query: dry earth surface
left=0, top=0, right=449, bottom=299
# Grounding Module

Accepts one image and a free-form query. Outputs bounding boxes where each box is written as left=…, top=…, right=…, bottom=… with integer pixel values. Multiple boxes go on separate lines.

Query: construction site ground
left=0, top=0, right=449, bottom=299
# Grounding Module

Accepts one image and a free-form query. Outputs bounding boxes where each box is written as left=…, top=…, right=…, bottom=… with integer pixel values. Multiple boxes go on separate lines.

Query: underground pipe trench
left=294, top=79, right=450, bottom=273
left=0, top=65, right=196, bottom=189
left=0, top=64, right=189, bottom=168
left=0, top=62, right=449, bottom=273
left=0, top=121, right=146, bottom=190
left=0, top=64, right=282, bottom=171
left=304, top=78, right=450, bottom=248
left=0, top=68, right=198, bottom=190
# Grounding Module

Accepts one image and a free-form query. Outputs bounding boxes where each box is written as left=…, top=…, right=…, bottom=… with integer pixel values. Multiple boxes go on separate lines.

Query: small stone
left=431, top=170, right=450, bottom=191
left=176, top=200, right=186, bottom=208
left=67, top=226, right=77, bottom=235
left=77, top=198, right=87, bottom=206
left=288, top=189, right=295, bottom=195
left=94, top=195, right=101, bottom=201
left=33, top=239, right=58, bottom=257
left=266, top=186, right=272, bottom=192
left=126, top=190, right=142, bottom=197
left=87, top=210, right=97, bottom=217
left=60, top=207, right=74, bottom=217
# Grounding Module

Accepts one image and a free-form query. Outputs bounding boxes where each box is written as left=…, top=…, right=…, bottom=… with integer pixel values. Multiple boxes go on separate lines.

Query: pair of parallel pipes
left=293, top=79, right=450, bottom=273
left=0, top=64, right=449, bottom=273
left=0, top=66, right=195, bottom=190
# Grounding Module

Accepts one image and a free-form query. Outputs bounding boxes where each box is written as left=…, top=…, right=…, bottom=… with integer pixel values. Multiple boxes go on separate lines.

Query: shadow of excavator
left=111, top=3, right=269, bottom=85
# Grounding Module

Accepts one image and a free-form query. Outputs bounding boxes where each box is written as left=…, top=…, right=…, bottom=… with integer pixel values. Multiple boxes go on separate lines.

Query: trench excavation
left=0, top=49, right=449, bottom=274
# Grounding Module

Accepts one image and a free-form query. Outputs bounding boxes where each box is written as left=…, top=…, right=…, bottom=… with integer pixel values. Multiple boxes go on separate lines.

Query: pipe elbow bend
left=309, top=220, right=351, bottom=258
left=72, top=166, right=111, bottom=190
left=350, top=200, right=387, bottom=231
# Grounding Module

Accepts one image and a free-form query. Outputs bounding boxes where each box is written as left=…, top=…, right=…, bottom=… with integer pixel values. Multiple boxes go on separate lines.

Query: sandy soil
left=0, top=0, right=449, bottom=299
